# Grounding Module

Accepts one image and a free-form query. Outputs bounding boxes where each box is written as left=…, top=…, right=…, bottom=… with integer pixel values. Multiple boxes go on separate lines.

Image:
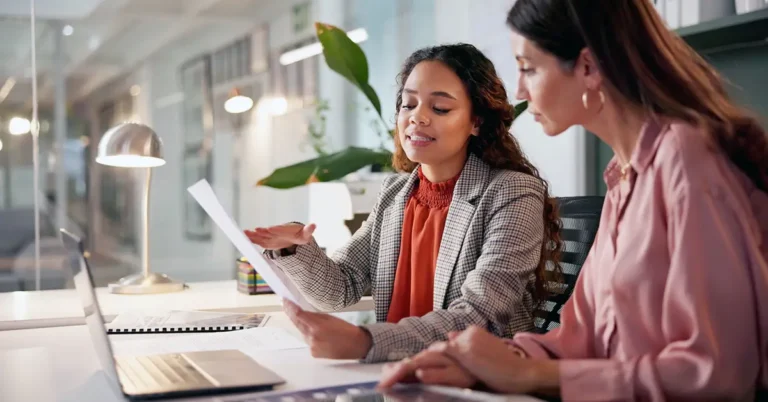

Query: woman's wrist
left=530, top=360, right=560, bottom=397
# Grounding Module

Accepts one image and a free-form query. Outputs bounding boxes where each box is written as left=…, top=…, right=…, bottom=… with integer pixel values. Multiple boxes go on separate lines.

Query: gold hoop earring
left=582, top=89, right=605, bottom=112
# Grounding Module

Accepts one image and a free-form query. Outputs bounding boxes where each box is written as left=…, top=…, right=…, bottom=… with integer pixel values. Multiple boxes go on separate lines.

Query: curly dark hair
left=392, top=43, right=563, bottom=304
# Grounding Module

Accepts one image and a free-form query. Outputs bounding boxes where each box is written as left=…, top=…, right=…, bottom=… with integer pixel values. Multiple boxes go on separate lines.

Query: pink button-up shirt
left=514, top=120, right=768, bottom=401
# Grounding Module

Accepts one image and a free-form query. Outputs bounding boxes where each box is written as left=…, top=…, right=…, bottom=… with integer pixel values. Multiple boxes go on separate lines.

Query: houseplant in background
left=256, top=23, right=392, bottom=189
left=257, top=22, right=528, bottom=189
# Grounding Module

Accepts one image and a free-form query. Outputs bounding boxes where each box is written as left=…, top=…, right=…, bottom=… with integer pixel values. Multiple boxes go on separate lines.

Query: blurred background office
left=0, top=0, right=765, bottom=293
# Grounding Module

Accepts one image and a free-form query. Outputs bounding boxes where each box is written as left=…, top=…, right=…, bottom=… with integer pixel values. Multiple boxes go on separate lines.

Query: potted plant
left=256, top=22, right=527, bottom=189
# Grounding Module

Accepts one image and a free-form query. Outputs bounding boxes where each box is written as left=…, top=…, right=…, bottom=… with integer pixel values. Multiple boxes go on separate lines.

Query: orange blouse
left=386, top=168, right=459, bottom=324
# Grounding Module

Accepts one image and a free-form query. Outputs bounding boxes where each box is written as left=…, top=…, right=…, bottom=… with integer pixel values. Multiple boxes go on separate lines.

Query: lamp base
left=108, top=272, right=186, bottom=294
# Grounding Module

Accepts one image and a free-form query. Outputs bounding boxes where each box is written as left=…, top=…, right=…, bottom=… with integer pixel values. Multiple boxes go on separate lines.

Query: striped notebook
left=106, top=310, right=268, bottom=334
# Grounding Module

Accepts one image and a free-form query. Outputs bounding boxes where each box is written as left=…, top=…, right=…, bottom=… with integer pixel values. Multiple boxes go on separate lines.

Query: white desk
left=0, top=314, right=385, bottom=402
left=0, top=280, right=374, bottom=330
left=0, top=314, right=544, bottom=402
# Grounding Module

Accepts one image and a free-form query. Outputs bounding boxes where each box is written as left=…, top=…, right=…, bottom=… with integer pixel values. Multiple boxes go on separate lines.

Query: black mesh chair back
left=534, top=196, right=604, bottom=334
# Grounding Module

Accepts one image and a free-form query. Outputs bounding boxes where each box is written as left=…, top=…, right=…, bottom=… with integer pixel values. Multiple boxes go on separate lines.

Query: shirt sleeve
left=554, top=186, right=761, bottom=401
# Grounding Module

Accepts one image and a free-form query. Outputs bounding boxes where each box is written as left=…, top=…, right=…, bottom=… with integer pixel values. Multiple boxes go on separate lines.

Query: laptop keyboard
left=117, top=354, right=213, bottom=392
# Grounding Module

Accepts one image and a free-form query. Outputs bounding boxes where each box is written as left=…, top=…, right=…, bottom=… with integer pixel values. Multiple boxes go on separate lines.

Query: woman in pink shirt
left=379, top=0, right=768, bottom=400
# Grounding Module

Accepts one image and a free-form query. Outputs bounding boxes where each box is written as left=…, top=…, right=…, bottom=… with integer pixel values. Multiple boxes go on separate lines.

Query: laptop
left=59, top=229, right=285, bottom=400
left=220, top=381, right=539, bottom=402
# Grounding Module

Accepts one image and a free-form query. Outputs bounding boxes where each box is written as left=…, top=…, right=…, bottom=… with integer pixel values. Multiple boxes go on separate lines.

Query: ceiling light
left=279, top=28, right=369, bottom=66
left=8, top=117, right=31, bottom=135
left=224, top=88, right=254, bottom=114
left=62, top=25, right=74, bottom=36
left=0, top=139, right=3, bottom=151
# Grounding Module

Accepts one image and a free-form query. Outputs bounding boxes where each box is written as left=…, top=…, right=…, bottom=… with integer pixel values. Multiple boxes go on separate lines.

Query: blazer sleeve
left=361, top=176, right=545, bottom=362
left=267, top=177, right=394, bottom=312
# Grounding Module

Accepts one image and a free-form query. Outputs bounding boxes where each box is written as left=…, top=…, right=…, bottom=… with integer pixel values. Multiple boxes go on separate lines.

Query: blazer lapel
left=432, top=155, right=489, bottom=310
left=375, top=170, right=419, bottom=322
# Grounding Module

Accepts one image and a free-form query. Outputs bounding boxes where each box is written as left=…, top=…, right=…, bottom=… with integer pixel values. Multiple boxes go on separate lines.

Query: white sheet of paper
left=110, top=327, right=306, bottom=358
left=187, top=179, right=317, bottom=312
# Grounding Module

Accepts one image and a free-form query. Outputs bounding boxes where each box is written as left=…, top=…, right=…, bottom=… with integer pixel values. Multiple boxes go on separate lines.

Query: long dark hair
left=392, top=43, right=563, bottom=304
left=507, top=0, right=768, bottom=192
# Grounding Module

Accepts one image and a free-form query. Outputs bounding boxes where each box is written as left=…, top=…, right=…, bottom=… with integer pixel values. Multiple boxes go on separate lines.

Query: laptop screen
left=59, top=229, right=122, bottom=388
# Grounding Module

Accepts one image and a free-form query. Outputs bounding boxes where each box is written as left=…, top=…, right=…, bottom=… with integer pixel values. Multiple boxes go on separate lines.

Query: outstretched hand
left=244, top=223, right=316, bottom=250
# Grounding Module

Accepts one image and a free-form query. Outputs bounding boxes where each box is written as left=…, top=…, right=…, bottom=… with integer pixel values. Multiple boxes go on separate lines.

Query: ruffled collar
left=413, top=167, right=460, bottom=208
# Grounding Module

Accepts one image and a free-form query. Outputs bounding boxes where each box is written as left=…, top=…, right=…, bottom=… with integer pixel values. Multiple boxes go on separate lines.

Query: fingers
left=253, top=223, right=315, bottom=246
left=300, top=224, right=316, bottom=243
left=415, top=366, right=475, bottom=388
left=428, top=341, right=448, bottom=352
left=378, top=359, right=416, bottom=389
left=264, top=224, right=305, bottom=238
left=283, top=300, right=312, bottom=334
left=244, top=231, right=270, bottom=245
left=284, top=300, right=329, bottom=339
left=440, top=327, right=496, bottom=367
left=377, top=351, right=455, bottom=389
left=245, top=228, right=280, bottom=247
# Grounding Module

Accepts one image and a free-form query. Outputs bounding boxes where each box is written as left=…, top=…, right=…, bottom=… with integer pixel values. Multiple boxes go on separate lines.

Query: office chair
left=534, top=196, right=604, bottom=334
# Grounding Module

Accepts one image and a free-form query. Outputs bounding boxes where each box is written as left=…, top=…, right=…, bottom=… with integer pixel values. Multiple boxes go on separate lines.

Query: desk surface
left=0, top=314, right=384, bottom=402
left=0, top=280, right=374, bottom=330
left=0, top=313, right=544, bottom=402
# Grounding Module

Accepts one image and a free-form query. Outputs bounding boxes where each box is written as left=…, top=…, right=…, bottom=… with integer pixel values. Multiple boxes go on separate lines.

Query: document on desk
left=187, top=179, right=318, bottom=312
left=110, top=327, right=307, bottom=358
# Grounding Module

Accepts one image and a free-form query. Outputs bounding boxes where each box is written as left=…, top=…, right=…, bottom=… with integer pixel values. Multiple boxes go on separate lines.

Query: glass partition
left=2, top=0, right=438, bottom=293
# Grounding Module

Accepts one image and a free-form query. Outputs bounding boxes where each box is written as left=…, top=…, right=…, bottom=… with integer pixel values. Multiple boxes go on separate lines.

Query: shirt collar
left=603, top=118, right=668, bottom=190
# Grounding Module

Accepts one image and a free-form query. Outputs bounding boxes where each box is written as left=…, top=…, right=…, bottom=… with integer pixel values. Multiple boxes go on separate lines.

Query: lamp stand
left=109, top=168, right=186, bottom=294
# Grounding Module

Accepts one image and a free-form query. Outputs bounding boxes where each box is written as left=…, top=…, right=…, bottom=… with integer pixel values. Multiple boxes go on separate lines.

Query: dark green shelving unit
left=676, top=7, right=768, bottom=52
left=590, top=9, right=768, bottom=195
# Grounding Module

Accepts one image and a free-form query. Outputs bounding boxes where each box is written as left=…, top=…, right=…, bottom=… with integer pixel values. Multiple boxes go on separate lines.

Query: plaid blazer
left=270, top=154, right=545, bottom=362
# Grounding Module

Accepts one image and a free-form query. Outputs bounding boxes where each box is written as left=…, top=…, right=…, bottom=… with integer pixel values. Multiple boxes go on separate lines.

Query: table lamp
left=96, top=122, right=185, bottom=294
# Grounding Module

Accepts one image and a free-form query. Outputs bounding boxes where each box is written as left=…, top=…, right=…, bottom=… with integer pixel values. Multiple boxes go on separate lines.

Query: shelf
left=676, top=8, right=768, bottom=52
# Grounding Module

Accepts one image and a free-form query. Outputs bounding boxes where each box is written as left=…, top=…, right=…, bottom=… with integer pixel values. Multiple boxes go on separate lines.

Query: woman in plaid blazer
left=246, top=44, right=562, bottom=363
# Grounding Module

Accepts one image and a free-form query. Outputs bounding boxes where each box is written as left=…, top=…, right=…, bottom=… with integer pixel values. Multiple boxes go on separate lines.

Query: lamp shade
left=224, top=88, right=254, bottom=114
left=96, top=122, right=165, bottom=168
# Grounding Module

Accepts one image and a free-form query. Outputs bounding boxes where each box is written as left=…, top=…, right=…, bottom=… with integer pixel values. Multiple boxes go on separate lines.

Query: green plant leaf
left=315, top=22, right=382, bottom=118
left=257, top=147, right=393, bottom=189
left=513, top=101, right=528, bottom=120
